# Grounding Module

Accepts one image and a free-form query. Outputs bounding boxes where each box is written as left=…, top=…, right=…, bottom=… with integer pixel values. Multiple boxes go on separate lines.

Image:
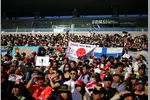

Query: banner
left=66, top=41, right=96, bottom=61
left=1, top=47, right=8, bottom=56
left=12, top=46, right=39, bottom=58
left=93, top=47, right=123, bottom=58
left=36, top=56, right=50, bottom=66
left=8, top=74, right=23, bottom=82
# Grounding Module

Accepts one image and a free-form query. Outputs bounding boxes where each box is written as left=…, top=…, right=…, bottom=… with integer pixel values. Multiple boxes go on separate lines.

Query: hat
left=25, top=57, right=30, bottom=61
left=103, top=74, right=113, bottom=81
left=92, top=86, right=105, bottom=94
left=130, top=74, right=138, bottom=80
left=32, top=51, right=36, bottom=55
left=136, top=80, right=144, bottom=85
left=91, top=73, right=100, bottom=81
left=58, top=84, right=71, bottom=92
left=113, top=71, right=122, bottom=76
left=75, top=80, right=85, bottom=86
left=121, top=58, right=128, bottom=62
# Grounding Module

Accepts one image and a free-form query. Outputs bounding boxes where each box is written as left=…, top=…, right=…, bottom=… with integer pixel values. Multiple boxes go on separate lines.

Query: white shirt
left=64, top=79, right=76, bottom=93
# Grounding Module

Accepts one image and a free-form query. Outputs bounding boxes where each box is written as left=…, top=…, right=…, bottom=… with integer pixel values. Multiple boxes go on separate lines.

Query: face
left=106, top=61, right=111, bottom=66
left=101, top=57, right=106, bottom=62
left=82, top=66, right=87, bottom=74
left=12, top=87, right=20, bottom=95
left=70, top=62, right=75, bottom=69
left=70, top=71, right=77, bottom=80
left=113, top=75, right=120, bottom=83
left=135, top=84, right=144, bottom=91
left=53, top=62, right=57, bottom=67
left=138, top=69, right=144, bottom=76
left=131, top=79, right=137, bottom=85
left=104, top=81, right=112, bottom=88
left=51, top=70, right=58, bottom=79
left=37, top=79, right=44, bottom=86
left=92, top=93, right=103, bottom=100
left=49, top=67, right=53, bottom=74
left=76, top=86, right=82, bottom=92
left=117, top=66, right=123, bottom=72
left=60, top=92, right=68, bottom=100
left=64, top=59, right=68, bottom=64
left=64, top=65, right=70, bottom=71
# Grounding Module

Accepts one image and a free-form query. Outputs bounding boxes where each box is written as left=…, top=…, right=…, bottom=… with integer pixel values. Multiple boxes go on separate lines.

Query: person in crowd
left=70, top=61, right=77, bottom=69
left=72, top=80, right=86, bottom=100
left=102, top=74, right=118, bottom=100
left=126, top=74, right=138, bottom=92
left=111, top=71, right=126, bottom=92
left=57, top=84, right=72, bottom=100
left=64, top=69, right=78, bottom=93
left=121, top=58, right=132, bottom=80
left=134, top=80, right=148, bottom=99
left=78, top=64, right=90, bottom=84
left=48, top=68, right=61, bottom=99
left=59, top=57, right=69, bottom=72
left=26, top=75, right=52, bottom=100
left=62, top=64, right=71, bottom=83
left=91, top=86, right=105, bottom=100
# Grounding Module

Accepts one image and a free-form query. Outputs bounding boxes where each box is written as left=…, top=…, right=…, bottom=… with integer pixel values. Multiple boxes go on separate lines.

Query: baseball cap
left=103, top=74, right=113, bottom=81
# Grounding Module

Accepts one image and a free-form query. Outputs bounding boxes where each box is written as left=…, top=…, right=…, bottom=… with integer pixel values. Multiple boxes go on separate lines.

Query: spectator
left=78, top=64, right=90, bottom=84
left=64, top=69, right=78, bottom=93
left=111, top=71, right=126, bottom=92
left=57, top=84, right=72, bottom=100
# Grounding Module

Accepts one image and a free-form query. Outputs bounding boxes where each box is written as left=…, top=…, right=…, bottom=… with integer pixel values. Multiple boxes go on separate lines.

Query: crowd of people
left=1, top=32, right=148, bottom=100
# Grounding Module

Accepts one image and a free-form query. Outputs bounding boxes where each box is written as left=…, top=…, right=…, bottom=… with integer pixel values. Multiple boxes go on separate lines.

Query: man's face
left=104, top=80, right=112, bottom=88
left=70, top=71, right=77, bottom=80
left=113, top=75, right=120, bottom=83
left=82, top=66, right=87, bottom=74
left=117, top=66, right=123, bottom=72
left=101, top=57, right=106, bottom=62
left=135, top=84, right=144, bottom=91
left=12, top=87, right=20, bottom=95
left=37, top=79, right=44, bottom=86
left=138, top=69, right=144, bottom=76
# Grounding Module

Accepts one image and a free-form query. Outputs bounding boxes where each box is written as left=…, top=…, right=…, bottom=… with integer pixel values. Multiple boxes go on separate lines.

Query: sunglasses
left=71, top=73, right=76, bottom=75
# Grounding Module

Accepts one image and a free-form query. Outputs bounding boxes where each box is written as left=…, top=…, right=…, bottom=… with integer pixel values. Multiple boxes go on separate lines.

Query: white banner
left=36, top=56, right=50, bottom=66
left=67, top=41, right=96, bottom=61
left=8, top=74, right=23, bottom=82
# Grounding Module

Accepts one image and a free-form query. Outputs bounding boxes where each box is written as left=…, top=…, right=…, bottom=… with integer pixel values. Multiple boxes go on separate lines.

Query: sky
left=1, top=0, right=148, bottom=17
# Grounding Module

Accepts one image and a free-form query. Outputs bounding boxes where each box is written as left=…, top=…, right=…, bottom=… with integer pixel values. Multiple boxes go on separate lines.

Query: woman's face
left=76, top=86, right=82, bottom=92
left=64, top=65, right=70, bottom=72
left=49, top=67, right=53, bottom=74
left=61, top=92, right=68, bottom=100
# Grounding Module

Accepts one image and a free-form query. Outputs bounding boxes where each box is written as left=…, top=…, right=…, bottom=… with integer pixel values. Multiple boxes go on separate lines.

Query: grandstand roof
left=2, top=0, right=148, bottom=17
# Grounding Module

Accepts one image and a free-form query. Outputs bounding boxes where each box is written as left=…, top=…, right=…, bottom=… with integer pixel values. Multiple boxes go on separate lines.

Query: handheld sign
left=36, top=56, right=50, bottom=66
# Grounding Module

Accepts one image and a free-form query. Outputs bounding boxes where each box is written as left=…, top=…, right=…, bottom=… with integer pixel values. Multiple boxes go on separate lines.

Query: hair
left=70, top=68, right=78, bottom=74
left=63, top=64, right=71, bottom=73
left=58, top=91, right=72, bottom=100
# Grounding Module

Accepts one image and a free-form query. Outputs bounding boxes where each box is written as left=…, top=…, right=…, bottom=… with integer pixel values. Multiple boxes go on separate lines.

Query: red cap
left=32, top=51, right=36, bottom=54
left=76, top=80, right=84, bottom=86
left=25, top=57, right=30, bottom=61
